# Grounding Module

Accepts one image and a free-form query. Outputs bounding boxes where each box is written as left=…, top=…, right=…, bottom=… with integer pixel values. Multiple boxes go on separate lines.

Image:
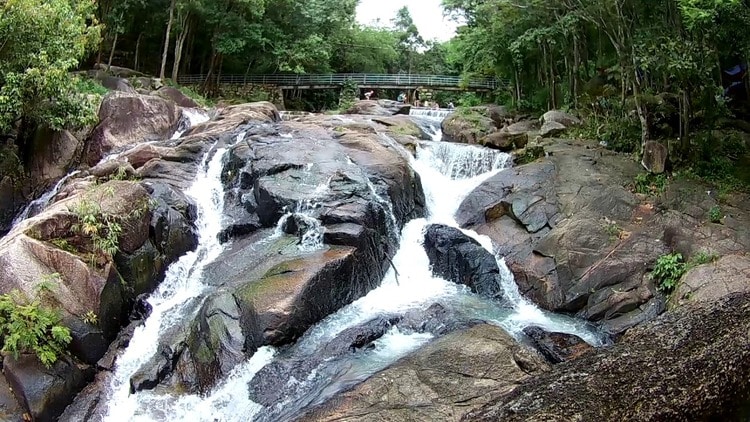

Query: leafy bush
left=652, top=252, right=686, bottom=293
left=69, top=198, right=122, bottom=264
left=633, top=173, right=668, bottom=195
left=73, top=76, right=108, bottom=97
left=0, top=292, right=71, bottom=368
left=689, top=251, right=719, bottom=266
left=708, top=205, right=723, bottom=223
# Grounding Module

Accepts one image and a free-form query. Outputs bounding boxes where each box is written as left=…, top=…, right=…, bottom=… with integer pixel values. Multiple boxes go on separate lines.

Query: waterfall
left=101, top=135, right=233, bottom=421
left=171, top=108, right=210, bottom=139
left=409, top=107, right=452, bottom=121
left=11, top=170, right=81, bottom=227
left=91, top=115, right=607, bottom=421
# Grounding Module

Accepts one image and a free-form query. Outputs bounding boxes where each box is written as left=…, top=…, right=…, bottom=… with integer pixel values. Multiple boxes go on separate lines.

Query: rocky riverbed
left=0, top=92, right=748, bottom=421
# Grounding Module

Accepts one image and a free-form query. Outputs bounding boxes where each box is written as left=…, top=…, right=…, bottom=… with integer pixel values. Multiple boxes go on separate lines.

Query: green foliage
left=0, top=292, right=71, bottom=368
left=633, top=173, right=668, bottom=195
left=337, top=79, right=359, bottom=112
left=0, top=0, right=101, bottom=133
left=652, top=253, right=687, bottom=293
left=603, top=221, right=623, bottom=240
left=709, top=205, right=723, bottom=223
left=69, top=198, right=123, bottom=265
left=82, top=311, right=98, bottom=325
left=689, top=251, right=719, bottom=266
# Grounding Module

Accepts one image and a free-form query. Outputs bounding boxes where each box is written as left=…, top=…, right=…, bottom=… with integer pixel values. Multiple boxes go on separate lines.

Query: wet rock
left=642, top=140, right=668, bottom=174
left=3, top=355, right=87, bottom=422
left=465, top=293, right=750, bottom=421
left=65, top=317, right=108, bottom=366
left=487, top=105, right=513, bottom=127
left=522, top=326, right=594, bottom=363
left=153, top=86, right=199, bottom=108
left=399, top=302, right=482, bottom=335
left=302, top=324, right=549, bottom=421
left=145, top=181, right=198, bottom=264
left=88, top=159, right=136, bottom=180
left=248, top=315, right=402, bottom=408
left=129, top=344, right=180, bottom=393
left=669, top=254, right=750, bottom=309
left=423, top=224, right=506, bottom=300
left=84, top=91, right=181, bottom=165
left=92, top=74, right=137, bottom=93
left=0, top=375, right=23, bottom=422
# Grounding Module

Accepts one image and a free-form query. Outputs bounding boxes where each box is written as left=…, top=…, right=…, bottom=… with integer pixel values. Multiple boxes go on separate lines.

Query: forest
left=1, top=0, right=750, bottom=184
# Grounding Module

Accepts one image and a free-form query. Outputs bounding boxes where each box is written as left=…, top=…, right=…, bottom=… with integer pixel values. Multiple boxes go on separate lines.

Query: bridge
left=177, top=73, right=503, bottom=92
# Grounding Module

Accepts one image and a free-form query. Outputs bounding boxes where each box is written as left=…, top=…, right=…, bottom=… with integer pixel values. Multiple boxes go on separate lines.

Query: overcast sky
left=355, top=0, right=458, bottom=42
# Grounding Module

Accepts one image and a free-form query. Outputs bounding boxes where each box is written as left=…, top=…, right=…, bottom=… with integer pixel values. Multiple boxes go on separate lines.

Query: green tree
left=0, top=0, right=101, bottom=143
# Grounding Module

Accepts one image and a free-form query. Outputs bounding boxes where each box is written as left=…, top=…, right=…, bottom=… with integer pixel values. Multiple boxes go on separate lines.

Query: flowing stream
left=93, top=114, right=607, bottom=421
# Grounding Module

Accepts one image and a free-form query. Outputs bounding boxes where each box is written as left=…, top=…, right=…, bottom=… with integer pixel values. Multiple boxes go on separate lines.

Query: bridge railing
left=177, top=73, right=505, bottom=90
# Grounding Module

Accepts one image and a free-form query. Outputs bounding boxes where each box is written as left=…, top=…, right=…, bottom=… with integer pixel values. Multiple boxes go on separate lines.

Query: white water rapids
left=91, top=116, right=606, bottom=421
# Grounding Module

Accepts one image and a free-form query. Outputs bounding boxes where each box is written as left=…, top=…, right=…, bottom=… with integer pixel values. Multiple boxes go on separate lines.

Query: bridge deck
left=177, top=74, right=505, bottom=91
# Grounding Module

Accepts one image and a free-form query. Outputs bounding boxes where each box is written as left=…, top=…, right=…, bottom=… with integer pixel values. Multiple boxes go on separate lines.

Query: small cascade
left=101, top=132, right=237, bottom=421
left=275, top=206, right=325, bottom=252
left=11, top=170, right=81, bottom=227
left=171, top=108, right=210, bottom=139
left=419, top=142, right=511, bottom=180
left=272, top=178, right=330, bottom=252
left=409, top=107, right=453, bottom=121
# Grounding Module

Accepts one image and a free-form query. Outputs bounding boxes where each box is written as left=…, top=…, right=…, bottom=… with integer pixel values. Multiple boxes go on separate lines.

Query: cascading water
left=10, top=170, right=81, bottom=227
left=125, top=128, right=607, bottom=422
left=91, top=113, right=607, bottom=422
left=101, top=137, right=231, bottom=421
left=409, top=107, right=452, bottom=121
left=171, top=108, right=210, bottom=139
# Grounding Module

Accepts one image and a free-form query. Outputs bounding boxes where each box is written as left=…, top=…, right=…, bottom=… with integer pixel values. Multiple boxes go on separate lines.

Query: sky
left=355, top=0, right=459, bottom=42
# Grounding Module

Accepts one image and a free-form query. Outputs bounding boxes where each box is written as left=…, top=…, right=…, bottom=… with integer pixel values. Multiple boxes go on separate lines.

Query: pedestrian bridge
left=177, top=73, right=504, bottom=92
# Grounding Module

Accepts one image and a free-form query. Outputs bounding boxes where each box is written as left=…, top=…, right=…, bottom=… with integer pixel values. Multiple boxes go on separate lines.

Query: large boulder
left=423, top=224, right=506, bottom=300
left=465, top=293, right=750, bottom=421
left=540, top=120, right=567, bottom=138
left=302, top=324, right=549, bottom=421
left=28, top=128, right=86, bottom=187
left=457, top=143, right=672, bottom=335
left=441, top=109, right=496, bottom=145
left=669, top=254, right=750, bottom=308
left=522, top=326, right=594, bottom=364
left=135, top=117, right=424, bottom=395
left=345, top=100, right=395, bottom=116
left=480, top=129, right=528, bottom=151
left=84, top=91, right=181, bottom=165
left=3, top=355, right=87, bottom=422
left=376, top=99, right=411, bottom=115
left=152, top=86, right=199, bottom=108
left=371, top=115, right=428, bottom=139
left=541, top=110, right=581, bottom=127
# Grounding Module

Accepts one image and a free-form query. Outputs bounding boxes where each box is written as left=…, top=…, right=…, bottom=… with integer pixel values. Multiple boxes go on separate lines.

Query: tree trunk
left=160, top=0, right=177, bottom=80
left=632, top=63, right=650, bottom=151
left=134, top=32, right=143, bottom=71
left=573, top=31, right=581, bottom=108
left=107, top=32, right=118, bottom=70
left=172, top=16, right=190, bottom=81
